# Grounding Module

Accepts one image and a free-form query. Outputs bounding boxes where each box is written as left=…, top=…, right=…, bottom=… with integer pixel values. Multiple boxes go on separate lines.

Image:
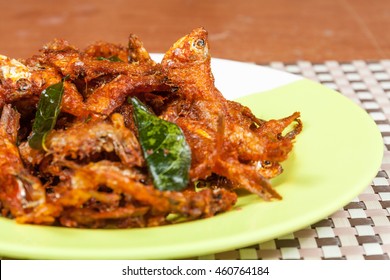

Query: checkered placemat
left=197, top=60, right=390, bottom=260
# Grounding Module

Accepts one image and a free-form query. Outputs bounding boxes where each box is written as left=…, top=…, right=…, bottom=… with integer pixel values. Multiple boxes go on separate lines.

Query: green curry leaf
left=28, top=79, right=65, bottom=150
left=95, top=56, right=123, bottom=62
left=131, top=97, right=191, bottom=191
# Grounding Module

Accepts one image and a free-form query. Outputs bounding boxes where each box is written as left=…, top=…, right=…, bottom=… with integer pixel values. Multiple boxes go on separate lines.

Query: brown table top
left=1, top=0, right=390, bottom=63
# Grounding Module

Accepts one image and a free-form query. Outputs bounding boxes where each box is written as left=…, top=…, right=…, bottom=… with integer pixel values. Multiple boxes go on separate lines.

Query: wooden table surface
left=1, top=0, right=389, bottom=63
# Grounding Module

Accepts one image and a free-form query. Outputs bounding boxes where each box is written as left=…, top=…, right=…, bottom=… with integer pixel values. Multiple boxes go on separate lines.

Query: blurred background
left=1, top=0, right=389, bottom=62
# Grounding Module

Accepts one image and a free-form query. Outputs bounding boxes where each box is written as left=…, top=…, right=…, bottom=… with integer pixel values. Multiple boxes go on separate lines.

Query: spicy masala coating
left=0, top=28, right=301, bottom=228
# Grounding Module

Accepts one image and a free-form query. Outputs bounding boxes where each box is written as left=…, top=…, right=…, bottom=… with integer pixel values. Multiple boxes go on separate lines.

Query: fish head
left=255, top=160, right=283, bottom=179
left=0, top=55, right=33, bottom=102
left=0, top=55, right=31, bottom=83
left=162, top=27, right=210, bottom=68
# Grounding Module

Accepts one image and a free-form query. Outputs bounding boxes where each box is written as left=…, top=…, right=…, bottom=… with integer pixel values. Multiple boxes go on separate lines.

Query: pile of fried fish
left=0, top=28, right=301, bottom=228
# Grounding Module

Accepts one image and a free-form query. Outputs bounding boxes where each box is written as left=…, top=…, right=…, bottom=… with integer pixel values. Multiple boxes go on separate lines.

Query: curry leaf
left=96, top=56, right=123, bottom=62
left=28, top=79, right=65, bottom=150
left=131, top=97, right=191, bottom=191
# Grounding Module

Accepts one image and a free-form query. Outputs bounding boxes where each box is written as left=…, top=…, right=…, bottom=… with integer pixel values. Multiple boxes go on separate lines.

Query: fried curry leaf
left=96, top=56, right=123, bottom=62
left=131, top=97, right=191, bottom=191
left=28, top=79, right=65, bottom=150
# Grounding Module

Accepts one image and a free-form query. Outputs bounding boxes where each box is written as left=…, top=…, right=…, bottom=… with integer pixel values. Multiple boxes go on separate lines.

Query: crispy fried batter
left=159, top=28, right=301, bottom=200
left=0, top=28, right=301, bottom=228
left=0, top=105, right=48, bottom=220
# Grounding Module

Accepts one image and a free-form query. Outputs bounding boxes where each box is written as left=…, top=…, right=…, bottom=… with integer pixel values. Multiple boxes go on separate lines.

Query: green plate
left=0, top=59, right=383, bottom=259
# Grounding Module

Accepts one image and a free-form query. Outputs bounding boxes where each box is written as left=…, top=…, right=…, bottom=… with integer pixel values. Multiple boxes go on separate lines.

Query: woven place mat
left=196, top=60, right=390, bottom=260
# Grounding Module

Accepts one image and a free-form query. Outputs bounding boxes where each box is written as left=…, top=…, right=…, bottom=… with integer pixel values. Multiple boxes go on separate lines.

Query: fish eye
left=16, top=78, right=31, bottom=92
left=262, top=160, right=272, bottom=167
left=194, top=38, right=205, bottom=49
